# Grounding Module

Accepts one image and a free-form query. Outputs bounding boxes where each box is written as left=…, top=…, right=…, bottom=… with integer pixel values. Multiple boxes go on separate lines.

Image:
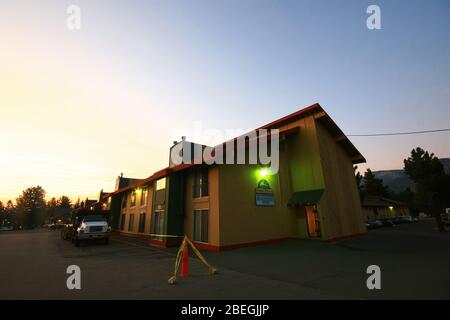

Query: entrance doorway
left=151, top=210, right=164, bottom=240
left=306, top=205, right=321, bottom=238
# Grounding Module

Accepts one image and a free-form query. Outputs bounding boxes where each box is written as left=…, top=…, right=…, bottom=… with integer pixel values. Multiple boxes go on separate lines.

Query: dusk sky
left=1, top=0, right=449, bottom=203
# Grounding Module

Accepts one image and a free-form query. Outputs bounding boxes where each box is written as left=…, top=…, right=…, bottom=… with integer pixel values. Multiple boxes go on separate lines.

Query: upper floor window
left=193, top=167, right=209, bottom=198
left=140, top=187, right=148, bottom=206
left=130, top=190, right=136, bottom=207
left=156, top=178, right=166, bottom=191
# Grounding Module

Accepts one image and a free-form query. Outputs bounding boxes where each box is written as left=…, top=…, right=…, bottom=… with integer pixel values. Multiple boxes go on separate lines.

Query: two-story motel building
left=98, top=103, right=367, bottom=251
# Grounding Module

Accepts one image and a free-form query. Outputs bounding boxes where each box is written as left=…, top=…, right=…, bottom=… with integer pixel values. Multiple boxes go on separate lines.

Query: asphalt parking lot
left=1, top=220, right=449, bottom=299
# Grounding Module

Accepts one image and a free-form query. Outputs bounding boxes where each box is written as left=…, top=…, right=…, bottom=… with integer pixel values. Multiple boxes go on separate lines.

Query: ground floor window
left=151, top=210, right=164, bottom=239
left=138, top=213, right=146, bottom=233
left=128, top=214, right=135, bottom=232
left=120, top=214, right=126, bottom=230
left=193, top=209, right=208, bottom=243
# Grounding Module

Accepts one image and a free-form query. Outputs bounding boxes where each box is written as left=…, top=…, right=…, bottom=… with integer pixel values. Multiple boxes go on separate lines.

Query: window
left=151, top=210, right=164, bottom=239
left=128, top=214, right=135, bottom=231
left=156, top=178, right=166, bottom=190
left=140, top=187, right=148, bottom=206
left=120, top=214, right=126, bottom=230
left=130, top=190, right=136, bottom=207
left=138, top=213, right=146, bottom=233
left=121, top=194, right=127, bottom=208
left=193, top=210, right=208, bottom=243
left=193, top=168, right=209, bottom=198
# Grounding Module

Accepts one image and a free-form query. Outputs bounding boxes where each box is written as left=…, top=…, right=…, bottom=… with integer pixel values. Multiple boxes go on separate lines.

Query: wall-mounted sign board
left=255, top=179, right=275, bottom=206
left=256, top=193, right=275, bottom=206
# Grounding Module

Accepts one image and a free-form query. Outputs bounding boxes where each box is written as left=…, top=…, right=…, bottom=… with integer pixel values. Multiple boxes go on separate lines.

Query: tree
left=0, top=201, right=4, bottom=225
left=404, top=147, right=449, bottom=231
left=46, top=197, right=58, bottom=222
left=57, top=196, right=72, bottom=209
left=393, top=187, right=415, bottom=204
left=47, top=197, right=57, bottom=208
left=362, top=168, right=389, bottom=198
left=5, top=200, right=14, bottom=213
left=74, top=197, right=81, bottom=209
left=16, top=186, right=46, bottom=229
left=4, top=200, right=17, bottom=227
left=0, top=200, right=16, bottom=227
left=354, top=165, right=363, bottom=201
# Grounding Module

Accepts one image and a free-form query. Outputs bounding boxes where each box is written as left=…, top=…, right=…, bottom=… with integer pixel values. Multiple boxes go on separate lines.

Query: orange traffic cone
left=180, top=244, right=189, bottom=277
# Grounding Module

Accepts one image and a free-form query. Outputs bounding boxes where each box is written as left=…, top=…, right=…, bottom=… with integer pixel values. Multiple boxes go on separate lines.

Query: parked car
left=391, top=216, right=406, bottom=224
left=399, top=216, right=415, bottom=223
left=403, top=216, right=419, bottom=222
left=379, top=219, right=396, bottom=227
left=390, top=216, right=418, bottom=224
left=366, top=220, right=383, bottom=229
left=0, top=225, right=14, bottom=231
left=55, top=222, right=65, bottom=230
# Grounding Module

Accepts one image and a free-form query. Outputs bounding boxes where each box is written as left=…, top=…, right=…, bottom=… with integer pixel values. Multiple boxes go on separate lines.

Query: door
left=151, top=210, right=164, bottom=240
left=306, top=206, right=321, bottom=238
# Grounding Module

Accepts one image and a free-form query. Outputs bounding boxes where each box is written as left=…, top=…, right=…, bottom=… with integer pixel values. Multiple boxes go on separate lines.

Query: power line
left=348, top=128, right=450, bottom=137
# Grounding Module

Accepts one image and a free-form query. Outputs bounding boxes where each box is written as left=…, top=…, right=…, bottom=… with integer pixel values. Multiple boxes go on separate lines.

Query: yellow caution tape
left=168, top=235, right=218, bottom=285
left=184, top=237, right=218, bottom=275
left=147, top=234, right=184, bottom=238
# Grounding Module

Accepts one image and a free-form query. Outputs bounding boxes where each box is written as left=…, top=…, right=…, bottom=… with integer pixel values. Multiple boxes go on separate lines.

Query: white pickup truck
left=64, top=215, right=111, bottom=247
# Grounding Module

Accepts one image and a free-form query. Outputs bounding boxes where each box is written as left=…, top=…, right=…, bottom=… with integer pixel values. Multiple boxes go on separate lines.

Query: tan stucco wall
left=216, top=114, right=365, bottom=246
left=217, top=115, right=330, bottom=246
left=284, top=116, right=326, bottom=192
left=315, top=122, right=366, bottom=240
left=183, top=167, right=220, bottom=246
left=218, top=163, right=292, bottom=246
left=120, top=185, right=153, bottom=235
left=283, top=116, right=326, bottom=239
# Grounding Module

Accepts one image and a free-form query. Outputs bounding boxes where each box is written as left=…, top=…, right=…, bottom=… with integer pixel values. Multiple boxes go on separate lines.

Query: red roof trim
left=258, top=103, right=321, bottom=129
left=109, top=103, right=364, bottom=195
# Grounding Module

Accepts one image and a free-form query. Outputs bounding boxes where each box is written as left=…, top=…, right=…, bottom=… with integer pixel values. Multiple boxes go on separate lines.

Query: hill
left=372, top=158, right=450, bottom=193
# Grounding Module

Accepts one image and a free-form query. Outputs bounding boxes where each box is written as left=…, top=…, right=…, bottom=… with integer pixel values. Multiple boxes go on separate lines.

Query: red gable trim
left=109, top=103, right=364, bottom=196
left=258, top=103, right=321, bottom=130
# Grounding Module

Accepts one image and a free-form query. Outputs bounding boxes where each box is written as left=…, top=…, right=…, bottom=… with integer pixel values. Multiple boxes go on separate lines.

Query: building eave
left=109, top=103, right=366, bottom=195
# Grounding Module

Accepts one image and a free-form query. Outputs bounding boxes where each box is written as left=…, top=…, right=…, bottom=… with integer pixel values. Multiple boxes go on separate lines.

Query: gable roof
left=259, top=103, right=365, bottom=164
left=107, top=103, right=365, bottom=197
left=363, top=196, right=408, bottom=208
